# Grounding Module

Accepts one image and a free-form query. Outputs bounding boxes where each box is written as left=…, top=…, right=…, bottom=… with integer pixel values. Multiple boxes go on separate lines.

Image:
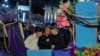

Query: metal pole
left=16, top=1, right=20, bottom=21
left=29, top=0, right=32, bottom=24
left=98, top=1, right=100, bottom=28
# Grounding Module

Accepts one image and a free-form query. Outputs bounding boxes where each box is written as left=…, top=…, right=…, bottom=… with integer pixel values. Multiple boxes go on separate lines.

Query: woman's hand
left=51, top=45, right=55, bottom=49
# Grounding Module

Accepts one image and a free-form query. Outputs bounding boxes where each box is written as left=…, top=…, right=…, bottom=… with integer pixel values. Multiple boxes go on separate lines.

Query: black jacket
left=63, top=30, right=71, bottom=47
left=60, top=28, right=71, bottom=48
left=52, top=33, right=65, bottom=49
left=38, top=35, right=53, bottom=49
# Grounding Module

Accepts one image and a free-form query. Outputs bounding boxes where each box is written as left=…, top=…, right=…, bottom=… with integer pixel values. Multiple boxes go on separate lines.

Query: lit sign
left=18, top=5, right=30, bottom=11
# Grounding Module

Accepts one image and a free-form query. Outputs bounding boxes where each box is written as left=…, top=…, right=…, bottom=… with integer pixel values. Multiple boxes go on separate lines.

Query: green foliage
left=68, top=0, right=79, bottom=15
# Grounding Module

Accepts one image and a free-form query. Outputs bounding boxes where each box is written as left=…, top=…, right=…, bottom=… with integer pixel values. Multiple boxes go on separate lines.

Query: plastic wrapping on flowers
left=74, top=44, right=100, bottom=56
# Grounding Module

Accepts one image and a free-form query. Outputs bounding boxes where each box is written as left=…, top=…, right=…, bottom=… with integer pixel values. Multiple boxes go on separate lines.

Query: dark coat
left=52, top=33, right=65, bottom=49
left=60, top=28, right=71, bottom=48
left=38, top=35, right=53, bottom=49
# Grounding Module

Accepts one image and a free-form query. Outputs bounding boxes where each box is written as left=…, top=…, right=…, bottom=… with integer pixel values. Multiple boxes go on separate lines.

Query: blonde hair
left=57, top=9, right=64, bottom=16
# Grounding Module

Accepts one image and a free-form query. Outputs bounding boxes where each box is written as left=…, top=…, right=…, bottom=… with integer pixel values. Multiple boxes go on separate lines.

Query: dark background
left=0, top=0, right=75, bottom=15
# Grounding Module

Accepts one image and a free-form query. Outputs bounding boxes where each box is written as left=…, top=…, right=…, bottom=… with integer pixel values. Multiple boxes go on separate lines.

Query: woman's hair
left=35, top=26, right=43, bottom=32
left=51, top=26, right=59, bottom=32
left=42, top=25, right=52, bottom=33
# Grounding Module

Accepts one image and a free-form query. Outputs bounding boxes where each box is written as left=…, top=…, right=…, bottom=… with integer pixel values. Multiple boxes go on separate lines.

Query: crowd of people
left=23, top=23, right=73, bottom=50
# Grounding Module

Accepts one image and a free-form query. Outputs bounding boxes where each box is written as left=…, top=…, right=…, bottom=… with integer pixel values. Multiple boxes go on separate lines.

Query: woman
left=38, top=26, right=53, bottom=49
